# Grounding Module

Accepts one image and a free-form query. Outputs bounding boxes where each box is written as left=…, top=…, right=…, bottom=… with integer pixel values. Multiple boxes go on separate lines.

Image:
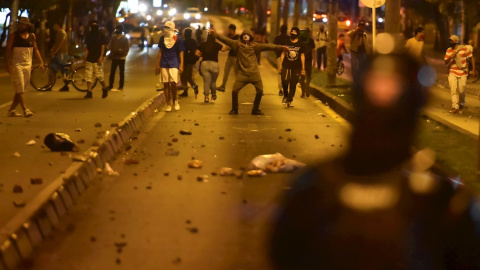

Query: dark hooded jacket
left=214, top=28, right=283, bottom=81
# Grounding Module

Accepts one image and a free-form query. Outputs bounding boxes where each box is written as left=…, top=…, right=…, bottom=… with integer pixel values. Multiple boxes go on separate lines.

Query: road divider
left=0, top=92, right=165, bottom=270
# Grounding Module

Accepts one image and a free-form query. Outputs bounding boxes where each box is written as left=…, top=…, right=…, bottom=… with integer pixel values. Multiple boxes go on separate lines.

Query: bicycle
left=30, top=55, right=97, bottom=92
left=336, top=56, right=345, bottom=75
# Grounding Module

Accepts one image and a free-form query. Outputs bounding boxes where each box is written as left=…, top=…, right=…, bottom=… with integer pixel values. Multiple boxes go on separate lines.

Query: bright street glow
left=195, top=14, right=201, bottom=19
left=322, top=18, right=328, bottom=23
left=156, top=10, right=163, bottom=16
left=146, top=15, right=152, bottom=20
left=119, top=17, right=125, bottom=23
left=204, top=7, right=208, bottom=12
left=163, top=4, right=168, bottom=8
left=168, top=8, right=176, bottom=16
left=378, top=18, right=384, bottom=23
left=184, top=13, right=191, bottom=19
left=126, top=34, right=131, bottom=39
left=346, top=20, right=351, bottom=26
left=138, top=3, right=147, bottom=12
left=153, top=0, right=161, bottom=7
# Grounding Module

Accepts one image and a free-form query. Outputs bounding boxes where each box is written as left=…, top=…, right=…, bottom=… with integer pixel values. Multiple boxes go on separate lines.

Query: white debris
left=13, top=152, right=20, bottom=157
left=104, top=163, right=119, bottom=176
left=248, top=153, right=306, bottom=173
left=26, top=140, right=36, bottom=146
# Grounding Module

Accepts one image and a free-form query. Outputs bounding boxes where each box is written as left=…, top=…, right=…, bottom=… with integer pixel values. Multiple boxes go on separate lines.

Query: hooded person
left=270, top=53, right=480, bottom=270
left=156, top=21, right=185, bottom=112
left=209, top=28, right=286, bottom=115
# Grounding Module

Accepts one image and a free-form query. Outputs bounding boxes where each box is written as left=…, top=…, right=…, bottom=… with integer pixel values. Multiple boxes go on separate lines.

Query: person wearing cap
left=270, top=53, right=480, bottom=270
left=5, top=17, right=44, bottom=117
left=404, top=26, right=426, bottom=63
left=347, top=22, right=369, bottom=80
left=208, top=28, right=286, bottom=115
left=156, top=21, right=185, bottom=112
left=50, top=21, right=70, bottom=91
left=279, top=26, right=306, bottom=107
left=107, top=24, right=130, bottom=91
left=444, top=34, right=472, bottom=114
left=217, top=23, right=239, bottom=92
left=84, top=20, right=109, bottom=99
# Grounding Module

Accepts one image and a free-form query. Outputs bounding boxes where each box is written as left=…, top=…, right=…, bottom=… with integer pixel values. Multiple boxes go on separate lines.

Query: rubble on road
left=44, top=133, right=79, bottom=152
left=188, top=160, right=203, bottom=168
left=219, top=167, right=235, bottom=176
left=249, top=153, right=306, bottom=173
left=105, top=163, right=119, bottom=176
left=179, top=130, right=192, bottom=135
left=26, top=140, right=36, bottom=146
left=247, top=170, right=266, bottom=177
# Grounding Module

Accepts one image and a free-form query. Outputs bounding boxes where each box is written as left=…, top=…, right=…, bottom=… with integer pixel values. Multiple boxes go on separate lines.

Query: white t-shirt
left=404, top=38, right=424, bottom=60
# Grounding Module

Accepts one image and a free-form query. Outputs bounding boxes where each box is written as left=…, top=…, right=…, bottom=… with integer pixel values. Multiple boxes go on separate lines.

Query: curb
left=0, top=92, right=165, bottom=270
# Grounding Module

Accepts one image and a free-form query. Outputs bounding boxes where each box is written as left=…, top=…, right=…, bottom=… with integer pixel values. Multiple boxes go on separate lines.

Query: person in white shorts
left=5, top=17, right=44, bottom=117
left=155, top=21, right=184, bottom=111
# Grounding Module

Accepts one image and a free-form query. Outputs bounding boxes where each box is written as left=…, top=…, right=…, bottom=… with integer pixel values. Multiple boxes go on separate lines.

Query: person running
left=196, top=33, right=228, bottom=103
left=279, top=27, right=306, bottom=107
left=156, top=21, right=184, bottom=112
left=217, top=24, right=239, bottom=92
left=444, top=34, right=472, bottom=114
left=5, top=17, right=44, bottom=117
left=107, top=24, right=130, bottom=91
left=84, top=20, right=109, bottom=99
left=274, top=25, right=290, bottom=96
left=179, top=28, right=199, bottom=98
left=50, top=21, right=70, bottom=91
left=209, top=28, right=286, bottom=115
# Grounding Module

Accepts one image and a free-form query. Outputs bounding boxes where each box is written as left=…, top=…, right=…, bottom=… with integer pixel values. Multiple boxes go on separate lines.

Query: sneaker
left=59, top=85, right=70, bottom=92
left=449, top=108, right=459, bottom=114
left=193, top=85, right=199, bottom=95
left=278, top=90, right=283, bottom=96
left=204, top=96, right=209, bottom=103
left=287, top=102, right=294, bottom=108
left=217, top=87, right=225, bottom=92
left=211, top=95, right=217, bottom=102
left=165, top=105, right=172, bottom=112
left=102, top=88, right=109, bottom=98
left=7, top=110, right=21, bottom=117
left=84, top=91, right=93, bottom=99
left=117, top=87, right=123, bottom=91
left=174, top=100, right=180, bottom=110
left=282, top=97, right=287, bottom=107
left=251, top=109, right=265, bottom=115
left=24, top=109, right=33, bottom=117
left=229, top=109, right=238, bottom=115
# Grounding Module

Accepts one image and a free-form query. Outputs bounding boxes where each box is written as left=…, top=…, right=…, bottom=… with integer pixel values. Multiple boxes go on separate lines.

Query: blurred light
left=267, top=10, right=271, bottom=15
left=340, top=183, right=399, bottom=212
left=418, top=65, right=437, bottom=87
left=346, top=20, right=351, bottom=26
left=118, top=17, right=125, bottom=23
left=163, top=4, right=168, bottom=8
left=75, top=45, right=79, bottom=48
left=138, top=3, right=147, bottom=12
left=322, top=18, right=328, bottom=23
left=204, top=7, right=209, bottom=12
left=206, top=22, right=211, bottom=29
left=375, top=33, right=395, bottom=54
left=184, top=13, right=191, bottom=19
left=126, top=34, right=131, bottom=39
left=153, top=0, right=161, bottom=7
left=146, top=15, right=152, bottom=20
left=378, top=17, right=384, bottom=23
left=195, top=14, right=201, bottom=19
left=156, top=10, right=163, bottom=16
left=168, top=8, right=176, bottom=16
left=128, top=0, right=139, bottom=13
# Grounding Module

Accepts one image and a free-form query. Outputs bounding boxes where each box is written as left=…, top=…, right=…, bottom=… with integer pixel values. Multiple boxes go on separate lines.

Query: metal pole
left=372, top=0, right=376, bottom=52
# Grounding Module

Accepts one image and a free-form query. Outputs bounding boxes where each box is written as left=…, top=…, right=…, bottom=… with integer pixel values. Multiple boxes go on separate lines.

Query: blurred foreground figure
left=270, top=53, right=480, bottom=270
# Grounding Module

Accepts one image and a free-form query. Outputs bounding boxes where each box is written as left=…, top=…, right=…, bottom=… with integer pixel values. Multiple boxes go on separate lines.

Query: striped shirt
left=444, top=46, right=472, bottom=77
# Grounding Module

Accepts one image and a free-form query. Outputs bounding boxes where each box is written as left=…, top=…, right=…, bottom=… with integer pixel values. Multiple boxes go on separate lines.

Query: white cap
left=449, top=35, right=459, bottom=43
left=164, top=21, right=175, bottom=30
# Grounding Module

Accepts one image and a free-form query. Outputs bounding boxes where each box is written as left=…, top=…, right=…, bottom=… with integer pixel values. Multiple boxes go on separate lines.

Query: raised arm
left=210, top=29, right=237, bottom=50
left=257, top=43, right=284, bottom=52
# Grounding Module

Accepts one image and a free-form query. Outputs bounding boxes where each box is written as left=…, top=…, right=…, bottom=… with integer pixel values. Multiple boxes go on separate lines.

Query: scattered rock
left=13, top=201, right=26, bottom=207
left=133, top=173, right=138, bottom=176
left=26, top=140, right=36, bottom=146
left=186, top=220, right=191, bottom=224
left=172, top=257, right=182, bottom=264
left=219, top=136, right=225, bottom=140
left=13, top=152, right=20, bottom=158
left=177, top=175, right=183, bottom=180
left=94, top=123, right=102, bottom=128
left=35, top=135, right=40, bottom=139
left=74, top=128, right=82, bottom=132
left=179, top=130, right=192, bottom=135
left=187, top=227, right=199, bottom=234
left=285, top=128, right=292, bottom=132
left=211, top=172, right=218, bottom=176
left=238, top=139, right=246, bottom=144
left=219, top=167, right=235, bottom=176
left=30, top=178, right=43, bottom=185
left=13, top=185, right=23, bottom=193
left=278, top=136, right=283, bottom=139
left=167, top=142, right=172, bottom=146
left=44, top=133, right=79, bottom=152
left=172, top=138, right=178, bottom=142
left=197, top=175, right=209, bottom=182
left=146, top=186, right=152, bottom=190
left=77, top=139, right=85, bottom=144
left=164, top=172, right=169, bottom=176
left=243, top=200, right=247, bottom=204
left=90, top=236, right=96, bottom=242
left=125, top=159, right=139, bottom=165
left=72, top=155, right=87, bottom=162
left=287, top=138, right=296, bottom=142
left=331, top=144, right=335, bottom=147
left=326, top=125, right=330, bottom=127
left=165, top=149, right=179, bottom=156
left=188, top=160, right=203, bottom=168
left=247, top=170, right=266, bottom=177
left=111, top=123, right=119, bottom=127
left=115, top=258, right=121, bottom=265
left=194, top=123, right=199, bottom=126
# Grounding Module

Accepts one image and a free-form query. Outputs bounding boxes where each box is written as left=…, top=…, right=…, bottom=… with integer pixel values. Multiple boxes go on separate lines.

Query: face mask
left=450, top=43, right=456, bottom=49
left=290, top=34, right=298, bottom=40
left=242, top=34, right=250, bottom=42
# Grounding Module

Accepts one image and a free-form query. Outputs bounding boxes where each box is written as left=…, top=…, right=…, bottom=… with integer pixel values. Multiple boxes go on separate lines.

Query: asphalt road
left=9, top=15, right=350, bottom=270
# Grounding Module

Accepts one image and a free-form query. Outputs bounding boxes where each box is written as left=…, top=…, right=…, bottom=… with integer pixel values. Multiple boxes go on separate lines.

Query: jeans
left=281, top=68, right=301, bottom=102
left=200, top=60, right=219, bottom=96
left=109, top=59, right=126, bottom=89
left=180, top=64, right=196, bottom=88
left=316, top=46, right=327, bottom=70
left=220, top=56, right=236, bottom=89
left=351, top=51, right=367, bottom=81
left=51, top=53, right=68, bottom=76
left=231, top=79, right=263, bottom=111
left=448, top=74, right=467, bottom=109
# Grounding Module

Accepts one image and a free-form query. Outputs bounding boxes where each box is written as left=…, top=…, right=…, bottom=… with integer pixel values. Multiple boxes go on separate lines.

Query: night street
left=1, top=15, right=349, bottom=269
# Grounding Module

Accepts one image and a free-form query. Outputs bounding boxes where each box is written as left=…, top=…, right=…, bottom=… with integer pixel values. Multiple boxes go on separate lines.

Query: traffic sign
left=360, top=0, right=386, bottom=8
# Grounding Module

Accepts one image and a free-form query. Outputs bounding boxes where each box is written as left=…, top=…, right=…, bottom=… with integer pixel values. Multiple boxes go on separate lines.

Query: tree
left=385, top=0, right=401, bottom=51
left=326, top=0, right=338, bottom=85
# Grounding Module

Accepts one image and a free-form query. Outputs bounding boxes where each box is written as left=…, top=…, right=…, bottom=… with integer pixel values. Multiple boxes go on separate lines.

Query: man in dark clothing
left=217, top=24, right=239, bottom=92
left=50, top=21, right=70, bottom=91
left=84, top=20, right=109, bottom=99
left=107, top=24, right=129, bottom=91
left=299, top=28, right=315, bottom=98
left=210, top=28, right=285, bottom=115
left=274, top=25, right=289, bottom=96
left=279, top=26, right=305, bottom=107
left=179, top=28, right=199, bottom=97
left=270, top=53, right=480, bottom=270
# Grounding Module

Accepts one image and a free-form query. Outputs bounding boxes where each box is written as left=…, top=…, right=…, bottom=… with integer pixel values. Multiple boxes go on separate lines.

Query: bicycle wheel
left=30, top=65, right=56, bottom=91
left=336, top=62, right=345, bottom=75
left=71, top=66, right=97, bottom=92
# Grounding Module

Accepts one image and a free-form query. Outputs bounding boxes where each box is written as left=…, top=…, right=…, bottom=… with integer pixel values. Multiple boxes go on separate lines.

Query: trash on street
left=105, top=163, right=119, bottom=176
left=188, top=160, right=203, bottom=168
left=248, top=153, right=306, bottom=172
left=219, top=167, right=235, bottom=176
left=26, top=140, right=36, bottom=146
left=247, top=170, right=266, bottom=177
left=44, top=133, right=79, bottom=152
